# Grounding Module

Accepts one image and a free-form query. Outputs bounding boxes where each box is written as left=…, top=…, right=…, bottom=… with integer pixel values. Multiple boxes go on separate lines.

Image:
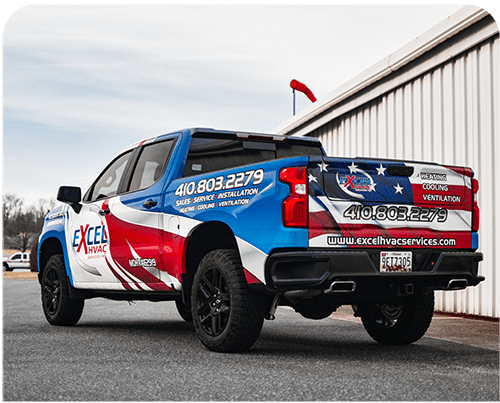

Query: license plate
left=380, top=251, right=412, bottom=272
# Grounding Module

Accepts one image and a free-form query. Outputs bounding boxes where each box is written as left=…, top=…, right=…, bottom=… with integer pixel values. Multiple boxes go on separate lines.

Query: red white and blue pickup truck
left=38, top=128, right=484, bottom=352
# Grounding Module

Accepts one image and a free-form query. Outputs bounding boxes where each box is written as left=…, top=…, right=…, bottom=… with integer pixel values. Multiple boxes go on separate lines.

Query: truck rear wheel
left=41, top=255, right=84, bottom=326
left=191, top=249, right=264, bottom=353
left=359, top=287, right=434, bottom=345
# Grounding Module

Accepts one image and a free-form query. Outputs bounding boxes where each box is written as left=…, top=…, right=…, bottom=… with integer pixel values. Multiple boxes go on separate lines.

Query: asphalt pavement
left=3, top=277, right=499, bottom=401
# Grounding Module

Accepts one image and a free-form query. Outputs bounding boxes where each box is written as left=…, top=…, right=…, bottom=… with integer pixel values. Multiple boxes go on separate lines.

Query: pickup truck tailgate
left=308, top=157, right=475, bottom=249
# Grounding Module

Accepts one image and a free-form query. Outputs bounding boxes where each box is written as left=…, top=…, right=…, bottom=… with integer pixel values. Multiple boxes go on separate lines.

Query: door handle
left=143, top=200, right=158, bottom=208
left=98, top=209, right=110, bottom=216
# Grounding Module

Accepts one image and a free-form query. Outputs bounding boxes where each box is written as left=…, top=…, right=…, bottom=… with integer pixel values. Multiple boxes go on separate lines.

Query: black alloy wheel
left=191, top=249, right=265, bottom=353
left=41, top=254, right=84, bottom=326
left=196, top=266, right=231, bottom=336
left=43, top=265, right=62, bottom=317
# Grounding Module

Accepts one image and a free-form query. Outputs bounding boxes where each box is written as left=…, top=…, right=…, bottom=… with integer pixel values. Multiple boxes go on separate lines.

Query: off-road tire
left=191, top=249, right=264, bottom=353
left=175, top=298, right=193, bottom=322
left=41, top=254, right=84, bottom=326
left=359, top=286, right=434, bottom=345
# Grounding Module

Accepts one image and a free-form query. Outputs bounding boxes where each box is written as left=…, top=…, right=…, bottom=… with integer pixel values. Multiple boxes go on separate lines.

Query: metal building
left=272, top=6, right=499, bottom=318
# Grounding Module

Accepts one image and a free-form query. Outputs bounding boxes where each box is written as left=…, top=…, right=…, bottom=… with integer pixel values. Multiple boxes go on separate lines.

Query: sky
left=2, top=2, right=496, bottom=208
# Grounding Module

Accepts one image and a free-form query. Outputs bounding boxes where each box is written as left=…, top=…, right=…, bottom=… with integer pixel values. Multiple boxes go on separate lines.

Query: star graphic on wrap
left=348, top=162, right=358, bottom=173
left=394, top=183, right=404, bottom=194
left=308, top=173, right=318, bottom=183
left=376, top=164, right=386, bottom=176
left=317, top=161, right=329, bottom=172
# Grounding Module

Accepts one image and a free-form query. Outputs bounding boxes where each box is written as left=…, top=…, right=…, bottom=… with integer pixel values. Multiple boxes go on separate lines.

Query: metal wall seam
left=492, top=35, right=499, bottom=319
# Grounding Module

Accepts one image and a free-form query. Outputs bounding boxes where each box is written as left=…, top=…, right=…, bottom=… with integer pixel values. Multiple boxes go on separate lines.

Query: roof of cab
left=119, top=127, right=322, bottom=155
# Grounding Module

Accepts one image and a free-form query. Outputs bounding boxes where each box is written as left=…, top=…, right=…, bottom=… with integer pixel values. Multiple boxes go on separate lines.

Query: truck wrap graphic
left=38, top=128, right=483, bottom=352
left=308, top=159, right=474, bottom=249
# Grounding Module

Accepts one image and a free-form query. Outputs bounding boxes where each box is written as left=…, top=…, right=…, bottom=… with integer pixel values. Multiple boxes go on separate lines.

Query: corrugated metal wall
left=311, top=34, right=499, bottom=317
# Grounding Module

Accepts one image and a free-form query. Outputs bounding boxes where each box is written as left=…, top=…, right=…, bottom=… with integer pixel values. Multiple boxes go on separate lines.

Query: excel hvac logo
left=336, top=163, right=376, bottom=200
left=338, top=175, right=373, bottom=191
left=72, top=224, right=108, bottom=254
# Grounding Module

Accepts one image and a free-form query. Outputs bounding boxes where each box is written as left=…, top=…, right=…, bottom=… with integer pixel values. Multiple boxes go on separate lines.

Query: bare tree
left=33, top=198, right=55, bottom=233
left=3, top=194, right=56, bottom=252
left=5, top=210, right=36, bottom=252
left=3, top=194, right=24, bottom=249
left=3, top=193, right=23, bottom=227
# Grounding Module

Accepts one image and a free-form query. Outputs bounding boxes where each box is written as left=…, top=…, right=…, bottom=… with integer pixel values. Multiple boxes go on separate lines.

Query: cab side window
left=128, top=139, right=175, bottom=192
left=89, top=150, right=133, bottom=201
left=182, top=137, right=324, bottom=177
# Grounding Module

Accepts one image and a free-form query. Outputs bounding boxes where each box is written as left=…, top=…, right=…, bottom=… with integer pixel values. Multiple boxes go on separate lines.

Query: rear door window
left=128, top=139, right=175, bottom=192
left=183, top=137, right=323, bottom=177
left=183, top=138, right=274, bottom=177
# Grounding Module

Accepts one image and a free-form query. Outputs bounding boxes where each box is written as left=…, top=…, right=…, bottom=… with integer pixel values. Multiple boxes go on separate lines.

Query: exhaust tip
left=447, top=279, right=468, bottom=290
left=325, top=280, right=356, bottom=294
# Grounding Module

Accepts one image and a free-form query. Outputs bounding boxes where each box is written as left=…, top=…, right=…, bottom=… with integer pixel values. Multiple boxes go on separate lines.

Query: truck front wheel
left=41, top=255, right=84, bottom=326
left=358, top=286, right=434, bottom=345
left=191, top=249, right=264, bottom=352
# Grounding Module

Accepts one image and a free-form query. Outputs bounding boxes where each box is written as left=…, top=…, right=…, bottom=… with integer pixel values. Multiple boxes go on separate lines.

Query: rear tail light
left=279, top=167, right=308, bottom=228
left=472, top=178, right=480, bottom=232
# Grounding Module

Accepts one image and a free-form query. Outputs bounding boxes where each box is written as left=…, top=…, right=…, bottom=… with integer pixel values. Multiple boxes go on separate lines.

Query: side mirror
left=57, top=186, right=82, bottom=213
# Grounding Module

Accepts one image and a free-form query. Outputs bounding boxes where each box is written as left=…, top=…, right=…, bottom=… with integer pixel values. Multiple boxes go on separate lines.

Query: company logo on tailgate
left=336, top=163, right=376, bottom=199
left=338, top=175, right=372, bottom=191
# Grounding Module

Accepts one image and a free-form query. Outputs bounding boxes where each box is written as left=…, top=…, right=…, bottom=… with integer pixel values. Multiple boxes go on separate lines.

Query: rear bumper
left=265, top=249, right=484, bottom=292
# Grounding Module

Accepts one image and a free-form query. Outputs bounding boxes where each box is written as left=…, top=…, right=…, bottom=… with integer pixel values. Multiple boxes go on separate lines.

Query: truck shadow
left=70, top=317, right=497, bottom=369
left=75, top=318, right=195, bottom=334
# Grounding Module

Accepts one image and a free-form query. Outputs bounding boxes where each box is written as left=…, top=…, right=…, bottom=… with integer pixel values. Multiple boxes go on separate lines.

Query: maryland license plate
left=380, top=251, right=412, bottom=272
